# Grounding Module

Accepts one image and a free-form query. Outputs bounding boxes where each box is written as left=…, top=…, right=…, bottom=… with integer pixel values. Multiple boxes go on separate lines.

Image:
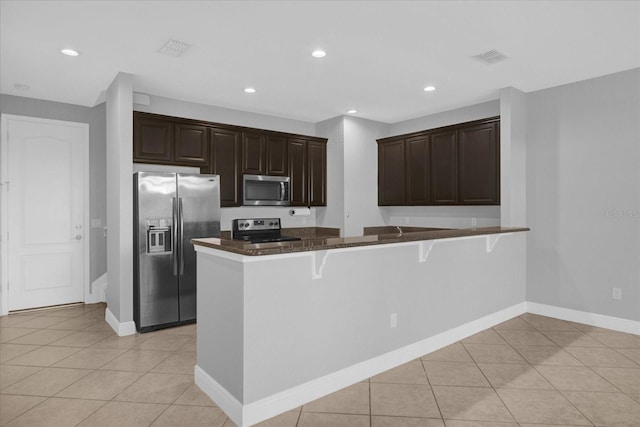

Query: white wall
left=342, top=116, right=389, bottom=236
left=135, top=94, right=315, bottom=136
left=315, top=116, right=345, bottom=232
left=526, top=68, right=640, bottom=322
left=105, top=73, right=134, bottom=328
left=500, top=87, right=527, bottom=227
left=389, top=100, right=499, bottom=135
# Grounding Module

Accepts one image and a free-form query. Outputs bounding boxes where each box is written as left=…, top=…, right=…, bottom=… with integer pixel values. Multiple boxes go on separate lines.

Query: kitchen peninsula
left=192, top=226, right=528, bottom=427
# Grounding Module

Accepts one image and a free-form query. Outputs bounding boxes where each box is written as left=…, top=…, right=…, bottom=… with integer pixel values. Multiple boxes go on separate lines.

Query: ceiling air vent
left=158, top=39, right=191, bottom=57
left=473, top=49, right=508, bottom=65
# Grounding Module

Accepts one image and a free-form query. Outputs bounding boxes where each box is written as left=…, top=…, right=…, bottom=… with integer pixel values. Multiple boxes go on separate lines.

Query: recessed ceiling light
left=14, top=83, right=29, bottom=91
left=346, top=109, right=358, bottom=114
left=244, top=87, right=256, bottom=94
left=312, top=50, right=326, bottom=58
left=61, top=48, right=79, bottom=57
left=423, top=86, right=436, bottom=92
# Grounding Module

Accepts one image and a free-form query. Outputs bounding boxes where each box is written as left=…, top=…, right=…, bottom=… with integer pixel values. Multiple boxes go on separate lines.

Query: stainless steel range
left=232, top=218, right=301, bottom=244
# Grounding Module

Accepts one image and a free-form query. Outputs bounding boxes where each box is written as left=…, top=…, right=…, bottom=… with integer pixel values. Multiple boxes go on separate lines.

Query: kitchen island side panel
left=241, top=232, right=526, bottom=404
left=196, top=253, right=244, bottom=401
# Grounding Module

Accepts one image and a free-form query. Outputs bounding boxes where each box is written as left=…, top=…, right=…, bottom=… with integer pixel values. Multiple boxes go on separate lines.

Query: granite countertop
left=192, top=226, right=530, bottom=256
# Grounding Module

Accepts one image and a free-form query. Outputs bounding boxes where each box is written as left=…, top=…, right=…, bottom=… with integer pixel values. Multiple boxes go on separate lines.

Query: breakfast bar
left=192, top=226, right=529, bottom=427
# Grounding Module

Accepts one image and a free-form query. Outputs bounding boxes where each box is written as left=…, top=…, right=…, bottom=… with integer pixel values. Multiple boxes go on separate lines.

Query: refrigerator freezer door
left=177, top=174, right=221, bottom=321
left=134, top=172, right=179, bottom=330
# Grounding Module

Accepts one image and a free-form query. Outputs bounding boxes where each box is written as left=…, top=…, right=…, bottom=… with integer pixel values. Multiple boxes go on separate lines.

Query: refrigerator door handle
left=179, top=197, right=185, bottom=276
left=172, top=197, right=179, bottom=276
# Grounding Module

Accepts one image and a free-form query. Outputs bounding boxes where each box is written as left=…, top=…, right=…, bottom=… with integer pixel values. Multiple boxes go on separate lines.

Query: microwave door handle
left=280, top=182, right=285, bottom=201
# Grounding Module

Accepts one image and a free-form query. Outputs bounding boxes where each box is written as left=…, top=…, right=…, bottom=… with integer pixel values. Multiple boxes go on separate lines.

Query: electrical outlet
left=612, top=288, right=622, bottom=300
left=390, top=313, right=397, bottom=328
left=471, top=217, right=477, bottom=228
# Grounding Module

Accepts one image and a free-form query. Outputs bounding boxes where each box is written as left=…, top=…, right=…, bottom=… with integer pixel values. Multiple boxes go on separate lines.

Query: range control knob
left=245, top=222, right=250, bottom=228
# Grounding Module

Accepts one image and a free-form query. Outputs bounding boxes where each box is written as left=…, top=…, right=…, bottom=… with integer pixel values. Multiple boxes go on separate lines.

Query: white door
left=1, top=115, right=88, bottom=312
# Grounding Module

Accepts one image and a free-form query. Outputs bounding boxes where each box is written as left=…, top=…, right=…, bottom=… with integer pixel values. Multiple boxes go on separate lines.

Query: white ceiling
left=1, top=1, right=639, bottom=123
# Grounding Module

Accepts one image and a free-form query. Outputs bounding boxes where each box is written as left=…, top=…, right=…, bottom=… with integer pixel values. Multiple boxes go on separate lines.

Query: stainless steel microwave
left=243, top=174, right=290, bottom=206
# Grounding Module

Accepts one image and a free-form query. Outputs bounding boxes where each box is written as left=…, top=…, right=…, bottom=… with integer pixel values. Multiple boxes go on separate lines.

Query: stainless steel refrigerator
left=133, top=172, right=220, bottom=332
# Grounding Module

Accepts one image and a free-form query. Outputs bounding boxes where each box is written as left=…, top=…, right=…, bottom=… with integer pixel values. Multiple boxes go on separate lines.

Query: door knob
left=74, top=234, right=82, bottom=240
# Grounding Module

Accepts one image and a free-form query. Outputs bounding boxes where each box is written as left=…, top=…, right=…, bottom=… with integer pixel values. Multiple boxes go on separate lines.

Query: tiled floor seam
left=368, top=379, right=372, bottom=427
left=469, top=338, right=520, bottom=425
left=612, top=347, right=640, bottom=368
left=418, top=358, right=445, bottom=421
left=508, top=326, right=602, bottom=425
left=513, top=317, right=623, bottom=426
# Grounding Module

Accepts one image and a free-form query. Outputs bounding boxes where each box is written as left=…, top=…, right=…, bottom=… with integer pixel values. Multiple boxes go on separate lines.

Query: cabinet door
left=133, top=116, right=173, bottom=163
left=210, top=128, right=242, bottom=207
left=458, top=122, right=499, bottom=204
left=288, top=138, right=307, bottom=206
left=242, top=132, right=266, bottom=175
left=308, top=140, right=326, bottom=206
left=378, top=139, right=405, bottom=205
left=405, top=136, right=430, bottom=205
left=430, top=131, right=458, bottom=205
left=174, top=123, right=208, bottom=165
left=266, top=135, right=288, bottom=176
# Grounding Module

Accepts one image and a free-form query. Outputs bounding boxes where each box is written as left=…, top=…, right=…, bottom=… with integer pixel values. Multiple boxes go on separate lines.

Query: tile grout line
left=517, top=316, right=598, bottom=426
left=419, top=352, right=445, bottom=422
left=526, top=315, right=640, bottom=400
left=470, top=328, right=520, bottom=425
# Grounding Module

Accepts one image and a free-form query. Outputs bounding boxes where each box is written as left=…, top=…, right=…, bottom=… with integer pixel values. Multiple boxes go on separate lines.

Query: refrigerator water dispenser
left=146, top=219, right=172, bottom=254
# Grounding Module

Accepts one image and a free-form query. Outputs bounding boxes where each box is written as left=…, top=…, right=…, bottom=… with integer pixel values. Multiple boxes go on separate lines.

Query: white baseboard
left=195, top=302, right=527, bottom=427
left=85, top=273, right=107, bottom=304
left=105, top=307, right=137, bottom=336
left=194, top=366, right=244, bottom=424
left=527, top=302, right=640, bottom=335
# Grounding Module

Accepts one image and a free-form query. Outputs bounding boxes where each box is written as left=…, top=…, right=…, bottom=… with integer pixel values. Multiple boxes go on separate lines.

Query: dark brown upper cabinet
left=458, top=122, right=499, bottom=204
left=378, top=139, right=406, bottom=205
left=288, top=138, right=308, bottom=206
left=266, top=135, right=289, bottom=176
left=307, top=140, right=327, bottom=206
left=133, top=112, right=328, bottom=207
left=210, top=128, right=242, bottom=207
left=405, top=136, right=430, bottom=205
left=430, top=131, right=458, bottom=205
left=377, top=117, right=500, bottom=206
left=133, top=116, right=173, bottom=163
left=174, top=123, right=209, bottom=165
left=242, top=132, right=266, bottom=175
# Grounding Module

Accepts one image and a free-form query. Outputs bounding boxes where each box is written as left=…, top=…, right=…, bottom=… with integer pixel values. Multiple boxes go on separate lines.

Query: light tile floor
left=1, top=304, right=640, bottom=426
